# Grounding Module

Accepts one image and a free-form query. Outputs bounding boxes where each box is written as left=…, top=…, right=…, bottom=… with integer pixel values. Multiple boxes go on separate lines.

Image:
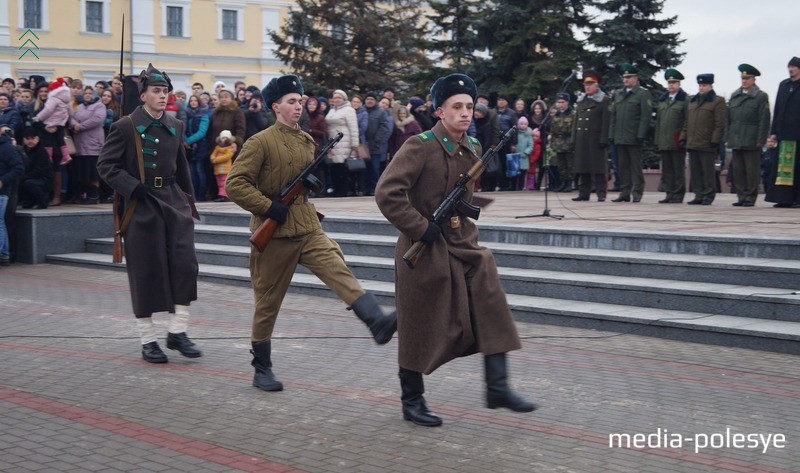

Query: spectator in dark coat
left=0, top=128, right=24, bottom=265
left=409, top=96, right=434, bottom=131
left=19, top=127, right=53, bottom=209
left=208, top=89, right=245, bottom=198
left=0, top=93, right=21, bottom=138
left=244, top=90, right=269, bottom=140
left=389, top=106, right=422, bottom=158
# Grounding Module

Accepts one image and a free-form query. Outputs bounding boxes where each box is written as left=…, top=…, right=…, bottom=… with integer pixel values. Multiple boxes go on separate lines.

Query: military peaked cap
left=619, top=64, right=638, bottom=77
left=262, top=74, right=304, bottom=108
left=582, top=70, right=601, bottom=84
left=430, top=73, right=477, bottom=109
left=697, top=73, right=715, bottom=85
left=138, top=63, right=173, bottom=94
left=738, top=64, right=760, bottom=77
left=664, top=68, right=684, bottom=82
left=556, top=92, right=570, bottom=102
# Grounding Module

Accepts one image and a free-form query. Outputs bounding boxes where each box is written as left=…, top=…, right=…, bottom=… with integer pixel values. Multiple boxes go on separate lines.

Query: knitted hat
left=408, top=97, right=425, bottom=109
left=262, top=74, right=304, bottom=108
left=22, top=126, right=40, bottom=138
left=332, top=89, right=348, bottom=101
left=219, top=130, right=233, bottom=141
left=518, top=116, right=529, bottom=126
left=788, top=57, right=800, bottom=68
left=430, top=73, right=477, bottom=109
left=48, top=77, right=65, bottom=91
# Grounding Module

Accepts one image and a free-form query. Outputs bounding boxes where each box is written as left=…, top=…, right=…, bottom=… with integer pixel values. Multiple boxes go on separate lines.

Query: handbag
left=64, top=134, right=77, bottom=155
left=345, top=156, right=366, bottom=172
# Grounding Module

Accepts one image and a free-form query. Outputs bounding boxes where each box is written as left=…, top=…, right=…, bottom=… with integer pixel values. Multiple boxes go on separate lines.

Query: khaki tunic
left=654, top=89, right=688, bottom=151
left=375, top=121, right=521, bottom=375
left=97, top=106, right=198, bottom=317
left=681, top=91, right=727, bottom=150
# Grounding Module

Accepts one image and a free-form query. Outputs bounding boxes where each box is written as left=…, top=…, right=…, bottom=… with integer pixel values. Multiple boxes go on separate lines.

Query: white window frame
left=217, top=4, right=244, bottom=42
left=80, top=0, right=110, bottom=34
left=18, top=0, right=49, bottom=31
left=161, top=0, right=191, bottom=38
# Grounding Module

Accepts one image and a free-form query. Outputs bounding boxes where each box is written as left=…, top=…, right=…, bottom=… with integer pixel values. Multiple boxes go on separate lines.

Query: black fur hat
left=262, top=75, right=304, bottom=108
left=430, top=73, right=477, bottom=109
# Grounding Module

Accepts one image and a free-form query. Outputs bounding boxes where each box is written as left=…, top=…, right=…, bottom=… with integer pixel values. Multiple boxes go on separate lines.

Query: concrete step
left=43, top=252, right=800, bottom=355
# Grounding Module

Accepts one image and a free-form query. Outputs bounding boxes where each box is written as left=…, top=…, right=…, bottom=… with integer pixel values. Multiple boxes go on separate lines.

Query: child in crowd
left=19, top=127, right=53, bottom=209
left=516, top=117, right=533, bottom=190
left=526, top=128, right=542, bottom=190
left=210, top=129, right=234, bottom=202
left=32, top=77, right=72, bottom=166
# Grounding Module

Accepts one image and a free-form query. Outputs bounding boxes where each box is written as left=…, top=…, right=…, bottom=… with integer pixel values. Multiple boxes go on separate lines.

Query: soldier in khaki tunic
left=375, top=74, right=535, bottom=427
left=609, top=64, right=652, bottom=203
left=572, top=71, right=611, bottom=202
left=680, top=74, right=727, bottom=205
left=549, top=92, right=575, bottom=192
left=655, top=69, right=689, bottom=203
left=727, top=64, right=770, bottom=206
left=97, top=64, right=202, bottom=363
left=225, top=75, right=396, bottom=393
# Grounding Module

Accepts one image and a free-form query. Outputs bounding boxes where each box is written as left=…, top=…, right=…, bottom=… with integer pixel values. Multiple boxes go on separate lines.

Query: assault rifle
left=249, top=132, right=344, bottom=252
left=402, top=126, right=517, bottom=269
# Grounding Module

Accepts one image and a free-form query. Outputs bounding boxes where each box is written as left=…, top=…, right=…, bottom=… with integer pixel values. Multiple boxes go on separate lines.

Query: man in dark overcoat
left=97, top=64, right=202, bottom=363
left=572, top=71, right=611, bottom=202
left=680, top=74, right=727, bottom=205
left=765, top=57, right=800, bottom=208
left=375, top=73, right=535, bottom=428
left=225, top=75, right=396, bottom=393
left=655, top=69, right=689, bottom=203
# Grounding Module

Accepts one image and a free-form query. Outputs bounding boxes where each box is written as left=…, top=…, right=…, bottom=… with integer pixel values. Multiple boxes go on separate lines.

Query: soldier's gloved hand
left=131, top=184, right=149, bottom=200
left=679, top=139, right=686, bottom=151
left=419, top=220, right=442, bottom=245
left=266, top=200, right=289, bottom=224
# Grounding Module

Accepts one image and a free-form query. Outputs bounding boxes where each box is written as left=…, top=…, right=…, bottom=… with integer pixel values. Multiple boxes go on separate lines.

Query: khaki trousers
left=660, top=150, right=686, bottom=201
left=689, top=150, right=716, bottom=202
left=732, top=149, right=761, bottom=203
left=250, top=228, right=365, bottom=342
left=616, top=145, right=644, bottom=199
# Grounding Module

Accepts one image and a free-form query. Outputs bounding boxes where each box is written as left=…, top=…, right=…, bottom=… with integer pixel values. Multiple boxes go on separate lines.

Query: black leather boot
left=351, top=292, right=397, bottom=344
left=251, top=340, right=283, bottom=392
left=485, top=353, right=537, bottom=412
left=399, top=368, right=442, bottom=427
left=142, top=341, right=168, bottom=363
left=166, top=332, right=203, bottom=358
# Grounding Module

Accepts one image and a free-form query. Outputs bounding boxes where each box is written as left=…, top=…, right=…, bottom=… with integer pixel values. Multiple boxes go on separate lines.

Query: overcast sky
left=657, top=0, right=796, bottom=98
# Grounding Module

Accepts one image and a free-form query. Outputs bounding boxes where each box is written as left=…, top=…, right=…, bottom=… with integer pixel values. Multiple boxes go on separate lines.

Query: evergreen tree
left=426, top=0, right=480, bottom=69
left=586, top=0, right=684, bottom=90
left=472, top=0, right=590, bottom=101
left=269, top=0, right=432, bottom=94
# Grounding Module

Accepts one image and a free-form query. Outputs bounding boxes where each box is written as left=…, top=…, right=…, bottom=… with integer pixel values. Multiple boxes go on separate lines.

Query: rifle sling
left=117, top=116, right=146, bottom=236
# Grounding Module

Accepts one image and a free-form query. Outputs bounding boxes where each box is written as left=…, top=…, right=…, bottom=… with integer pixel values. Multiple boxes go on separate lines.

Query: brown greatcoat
left=375, top=121, right=522, bottom=375
left=97, top=106, right=198, bottom=316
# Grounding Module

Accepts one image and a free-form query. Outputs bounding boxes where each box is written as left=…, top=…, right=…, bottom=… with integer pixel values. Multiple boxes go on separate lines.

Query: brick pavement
left=1, top=264, right=798, bottom=472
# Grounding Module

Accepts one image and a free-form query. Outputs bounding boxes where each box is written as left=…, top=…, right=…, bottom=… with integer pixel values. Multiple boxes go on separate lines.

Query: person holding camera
left=244, top=90, right=269, bottom=140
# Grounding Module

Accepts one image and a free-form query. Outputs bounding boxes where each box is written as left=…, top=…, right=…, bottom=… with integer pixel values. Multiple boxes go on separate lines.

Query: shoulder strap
left=118, top=116, right=145, bottom=235
left=416, top=130, right=435, bottom=142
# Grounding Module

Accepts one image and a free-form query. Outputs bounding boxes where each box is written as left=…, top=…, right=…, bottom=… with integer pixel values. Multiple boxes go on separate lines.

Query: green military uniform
left=655, top=69, right=689, bottom=203
left=572, top=89, right=611, bottom=201
left=609, top=64, right=652, bottom=202
left=726, top=64, right=770, bottom=205
left=550, top=107, right=575, bottom=191
left=681, top=74, right=727, bottom=205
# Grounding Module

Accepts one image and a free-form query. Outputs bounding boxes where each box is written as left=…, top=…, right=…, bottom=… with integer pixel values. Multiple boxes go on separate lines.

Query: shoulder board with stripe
left=416, top=131, right=435, bottom=142
left=468, top=136, right=480, bottom=145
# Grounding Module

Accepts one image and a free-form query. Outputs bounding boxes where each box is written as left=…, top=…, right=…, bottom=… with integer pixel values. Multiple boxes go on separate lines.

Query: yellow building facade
left=0, top=0, right=293, bottom=92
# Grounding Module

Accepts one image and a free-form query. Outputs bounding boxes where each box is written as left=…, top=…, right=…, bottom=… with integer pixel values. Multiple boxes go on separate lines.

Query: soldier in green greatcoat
left=549, top=93, right=575, bottom=192
left=726, top=64, right=770, bottom=206
left=571, top=71, right=611, bottom=202
left=609, top=64, right=652, bottom=203
left=655, top=69, right=689, bottom=203
left=680, top=74, right=727, bottom=205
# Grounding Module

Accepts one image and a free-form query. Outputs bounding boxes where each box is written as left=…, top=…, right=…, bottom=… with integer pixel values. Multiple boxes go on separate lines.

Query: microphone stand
left=516, top=159, right=563, bottom=220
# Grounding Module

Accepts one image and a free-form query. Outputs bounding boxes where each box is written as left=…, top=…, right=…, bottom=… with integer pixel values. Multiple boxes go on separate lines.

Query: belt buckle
left=154, top=176, right=163, bottom=188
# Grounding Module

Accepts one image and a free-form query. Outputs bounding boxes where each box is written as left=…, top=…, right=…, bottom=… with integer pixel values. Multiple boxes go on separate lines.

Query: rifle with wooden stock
left=112, top=15, right=126, bottom=263
left=249, top=132, right=344, bottom=252
left=402, top=126, right=517, bottom=269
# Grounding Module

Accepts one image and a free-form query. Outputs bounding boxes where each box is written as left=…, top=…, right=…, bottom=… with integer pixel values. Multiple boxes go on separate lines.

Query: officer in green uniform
left=550, top=92, right=575, bottom=192
left=609, top=64, right=652, bottom=203
left=572, top=71, right=611, bottom=202
left=655, top=68, right=689, bottom=203
left=681, top=74, right=727, bottom=205
left=225, top=75, right=396, bottom=393
left=727, top=64, right=770, bottom=206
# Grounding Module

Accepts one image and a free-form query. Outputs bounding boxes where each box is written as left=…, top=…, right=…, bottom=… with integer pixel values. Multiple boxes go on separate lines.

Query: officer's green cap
left=738, top=64, right=760, bottom=78
left=664, top=68, right=684, bottom=82
left=619, top=64, right=638, bottom=77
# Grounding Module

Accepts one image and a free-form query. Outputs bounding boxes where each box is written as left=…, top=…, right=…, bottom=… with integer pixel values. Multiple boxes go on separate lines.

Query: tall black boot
left=251, top=340, right=283, bottom=392
left=399, top=368, right=442, bottom=427
left=485, top=353, right=537, bottom=412
left=351, top=292, right=397, bottom=344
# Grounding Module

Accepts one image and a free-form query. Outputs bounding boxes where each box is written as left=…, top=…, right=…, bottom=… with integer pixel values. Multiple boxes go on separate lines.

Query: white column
left=0, top=0, right=10, bottom=47
left=131, top=0, right=155, bottom=54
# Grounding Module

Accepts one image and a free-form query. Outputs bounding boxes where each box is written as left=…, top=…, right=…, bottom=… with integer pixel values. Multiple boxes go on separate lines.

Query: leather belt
left=146, top=176, right=176, bottom=188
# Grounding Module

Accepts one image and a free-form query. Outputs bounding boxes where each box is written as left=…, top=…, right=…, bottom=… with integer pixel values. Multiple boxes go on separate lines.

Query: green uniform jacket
left=609, top=85, right=652, bottom=145
left=726, top=85, right=770, bottom=150
left=225, top=121, right=321, bottom=237
left=572, top=92, right=611, bottom=174
left=375, top=121, right=521, bottom=375
left=549, top=108, right=575, bottom=153
left=654, top=89, right=688, bottom=151
left=681, top=90, right=727, bottom=151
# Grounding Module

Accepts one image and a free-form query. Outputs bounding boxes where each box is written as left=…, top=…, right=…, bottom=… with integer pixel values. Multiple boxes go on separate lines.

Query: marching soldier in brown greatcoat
left=225, top=75, right=396, bottom=393
left=572, top=71, right=611, bottom=202
left=97, top=64, right=202, bottom=363
left=375, top=73, right=535, bottom=427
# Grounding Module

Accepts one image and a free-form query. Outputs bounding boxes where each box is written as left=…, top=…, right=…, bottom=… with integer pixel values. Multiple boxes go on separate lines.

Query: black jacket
left=23, top=142, right=53, bottom=183
left=771, top=78, right=800, bottom=141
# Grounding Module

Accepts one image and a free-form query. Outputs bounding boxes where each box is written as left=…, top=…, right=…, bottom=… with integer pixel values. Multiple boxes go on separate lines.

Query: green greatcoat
left=609, top=85, right=652, bottom=145
left=654, top=89, right=688, bottom=150
left=726, top=84, right=770, bottom=150
left=572, top=92, right=611, bottom=175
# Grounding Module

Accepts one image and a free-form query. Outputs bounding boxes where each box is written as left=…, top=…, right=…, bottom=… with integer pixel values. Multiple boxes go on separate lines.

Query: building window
left=166, top=6, right=183, bottom=37
left=23, top=0, right=42, bottom=29
left=221, top=9, right=237, bottom=40
left=85, top=1, right=103, bottom=33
